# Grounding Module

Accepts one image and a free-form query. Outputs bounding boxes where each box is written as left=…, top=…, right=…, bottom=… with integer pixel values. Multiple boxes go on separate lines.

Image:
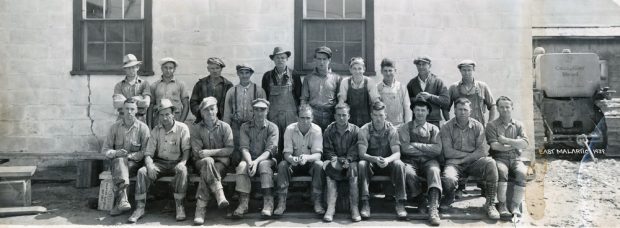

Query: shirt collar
left=160, top=76, right=176, bottom=82
left=157, top=121, right=178, bottom=134
left=371, top=121, right=390, bottom=132
left=498, top=118, right=516, bottom=127
left=251, top=119, right=268, bottom=128
left=123, top=77, right=142, bottom=84
left=413, top=120, right=428, bottom=130
left=200, top=119, right=221, bottom=128
left=457, top=78, right=476, bottom=86
left=121, top=119, right=139, bottom=129
left=238, top=83, right=252, bottom=90
left=206, top=75, right=224, bottom=84
left=312, top=67, right=332, bottom=77
left=275, top=66, right=289, bottom=75
left=454, top=118, right=475, bottom=129
left=381, top=79, right=398, bottom=88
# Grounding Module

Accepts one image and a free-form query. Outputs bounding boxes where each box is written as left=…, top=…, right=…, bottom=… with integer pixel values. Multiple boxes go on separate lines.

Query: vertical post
left=76, top=160, right=101, bottom=188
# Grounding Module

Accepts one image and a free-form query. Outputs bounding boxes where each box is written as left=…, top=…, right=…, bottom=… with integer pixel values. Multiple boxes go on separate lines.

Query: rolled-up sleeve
left=310, top=128, right=323, bottom=154
left=239, top=123, right=250, bottom=151
left=265, top=123, right=279, bottom=156
left=357, top=125, right=370, bottom=147
left=144, top=128, right=158, bottom=157
left=282, top=125, right=294, bottom=154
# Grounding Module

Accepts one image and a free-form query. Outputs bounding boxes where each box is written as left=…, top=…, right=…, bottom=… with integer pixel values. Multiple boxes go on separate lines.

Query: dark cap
left=314, top=46, right=332, bottom=58
left=371, top=101, right=386, bottom=111
left=410, top=96, right=432, bottom=112
left=236, top=64, right=254, bottom=73
left=414, top=56, right=432, bottom=65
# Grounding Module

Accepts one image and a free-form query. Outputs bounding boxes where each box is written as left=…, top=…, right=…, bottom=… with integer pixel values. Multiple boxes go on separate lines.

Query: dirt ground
left=0, top=158, right=618, bottom=227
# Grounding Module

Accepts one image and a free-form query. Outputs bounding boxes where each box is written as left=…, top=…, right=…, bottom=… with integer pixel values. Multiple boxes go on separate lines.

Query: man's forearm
left=386, top=152, right=400, bottom=164
left=254, top=151, right=271, bottom=163
left=413, top=142, right=442, bottom=157
left=201, top=147, right=233, bottom=157
left=307, top=153, right=322, bottom=162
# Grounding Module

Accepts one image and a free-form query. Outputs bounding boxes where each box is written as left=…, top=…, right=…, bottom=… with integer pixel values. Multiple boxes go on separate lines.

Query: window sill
left=293, top=70, right=376, bottom=77
left=70, top=70, right=155, bottom=76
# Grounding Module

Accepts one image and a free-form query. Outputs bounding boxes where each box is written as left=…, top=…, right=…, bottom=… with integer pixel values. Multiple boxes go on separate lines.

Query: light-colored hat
left=122, top=54, right=142, bottom=68
left=252, top=98, right=270, bottom=108
left=159, top=57, right=178, bottom=67
left=269, top=47, right=291, bottom=60
left=157, top=99, right=176, bottom=113
left=414, top=56, right=432, bottom=65
left=199, top=97, right=218, bottom=110
left=207, top=57, right=226, bottom=68
left=457, top=59, right=476, bottom=69
left=236, top=64, right=254, bottom=73
left=112, top=94, right=127, bottom=109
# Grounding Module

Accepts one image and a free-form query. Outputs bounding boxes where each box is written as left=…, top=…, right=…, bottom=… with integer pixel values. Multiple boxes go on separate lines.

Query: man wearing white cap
left=114, top=54, right=151, bottom=123
left=190, top=97, right=234, bottom=225
left=448, top=60, right=496, bottom=126
left=149, top=57, right=190, bottom=128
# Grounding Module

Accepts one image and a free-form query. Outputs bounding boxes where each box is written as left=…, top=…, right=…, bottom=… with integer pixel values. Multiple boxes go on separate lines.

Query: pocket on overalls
left=130, top=141, right=142, bottom=152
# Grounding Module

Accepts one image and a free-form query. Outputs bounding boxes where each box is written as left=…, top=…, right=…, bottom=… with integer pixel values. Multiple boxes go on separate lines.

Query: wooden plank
left=0, top=206, right=47, bottom=217
left=0, top=152, right=105, bottom=160
left=76, top=160, right=101, bottom=188
left=0, top=166, right=36, bottom=178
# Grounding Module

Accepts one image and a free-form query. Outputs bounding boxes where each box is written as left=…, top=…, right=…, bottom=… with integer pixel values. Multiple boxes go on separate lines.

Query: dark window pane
left=345, top=0, right=363, bottom=18
left=106, top=43, right=123, bottom=65
left=326, top=41, right=344, bottom=65
left=106, top=21, right=123, bottom=42
left=124, top=0, right=141, bottom=19
left=306, top=0, right=324, bottom=18
left=125, top=43, right=142, bottom=60
left=86, top=0, right=104, bottom=18
left=87, top=43, right=105, bottom=66
left=326, top=0, right=343, bottom=19
left=345, top=42, right=363, bottom=61
left=344, top=21, right=363, bottom=41
left=326, top=23, right=343, bottom=42
left=125, top=21, right=142, bottom=42
left=306, top=21, right=325, bottom=42
left=105, top=0, right=123, bottom=19
left=86, top=21, right=104, bottom=42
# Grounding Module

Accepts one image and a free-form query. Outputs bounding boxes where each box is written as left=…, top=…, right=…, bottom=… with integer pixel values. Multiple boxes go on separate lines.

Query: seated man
left=102, top=97, right=150, bottom=216
left=128, top=99, right=190, bottom=223
left=399, top=97, right=442, bottom=226
left=322, top=103, right=362, bottom=222
left=358, top=101, right=408, bottom=220
left=232, top=98, right=279, bottom=218
left=440, top=97, right=499, bottom=220
left=190, top=97, right=234, bottom=225
left=485, top=96, right=528, bottom=219
left=274, top=105, right=325, bottom=217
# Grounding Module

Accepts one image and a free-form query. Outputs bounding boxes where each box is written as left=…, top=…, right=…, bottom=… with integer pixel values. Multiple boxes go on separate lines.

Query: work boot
left=127, top=201, right=145, bottom=223
left=193, top=199, right=207, bottom=225
left=360, top=199, right=371, bottom=219
left=232, top=192, right=249, bottom=218
left=511, top=185, right=525, bottom=217
left=214, top=188, right=229, bottom=209
left=313, top=193, right=325, bottom=215
left=428, top=188, right=441, bottom=226
left=414, top=194, right=428, bottom=213
left=323, top=179, right=337, bottom=222
left=175, top=199, right=186, bottom=221
left=395, top=200, right=408, bottom=220
left=440, top=190, right=455, bottom=211
left=496, top=182, right=511, bottom=218
left=273, top=194, right=287, bottom=216
left=261, top=189, right=274, bottom=217
left=485, top=182, right=500, bottom=220
left=110, top=189, right=131, bottom=216
left=350, top=199, right=361, bottom=222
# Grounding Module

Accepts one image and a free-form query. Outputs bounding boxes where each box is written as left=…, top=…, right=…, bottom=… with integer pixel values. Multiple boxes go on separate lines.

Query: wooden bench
left=0, top=166, right=37, bottom=207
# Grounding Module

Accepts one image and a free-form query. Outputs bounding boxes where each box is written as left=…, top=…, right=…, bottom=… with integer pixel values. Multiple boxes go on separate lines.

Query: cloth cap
left=252, top=98, right=270, bottom=108
left=413, top=56, right=432, bottom=65
left=457, top=59, right=476, bottom=69
left=159, top=57, right=178, bottom=67
left=314, top=46, right=332, bottom=58
left=207, top=57, right=226, bottom=68
left=157, top=99, right=176, bottom=113
left=199, top=97, right=218, bottom=110
left=372, top=101, right=386, bottom=111
left=236, top=64, right=255, bottom=73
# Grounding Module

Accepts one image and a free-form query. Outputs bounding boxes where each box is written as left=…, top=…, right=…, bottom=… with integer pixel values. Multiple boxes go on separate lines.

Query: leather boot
left=497, top=182, right=511, bottom=218
left=360, top=199, right=370, bottom=219
left=233, top=192, right=249, bottom=218
left=127, top=200, right=145, bottom=223
left=193, top=199, right=207, bottom=225
left=110, top=189, right=130, bottom=216
left=485, top=182, right=500, bottom=220
left=313, top=193, right=325, bottom=215
left=261, top=188, right=274, bottom=217
left=428, top=188, right=441, bottom=226
left=175, top=199, right=186, bottom=221
left=440, top=189, right=454, bottom=211
left=273, top=193, right=287, bottom=216
left=214, top=188, right=229, bottom=209
left=323, top=178, right=337, bottom=222
left=395, top=200, right=408, bottom=220
left=350, top=194, right=361, bottom=222
left=511, top=185, right=525, bottom=217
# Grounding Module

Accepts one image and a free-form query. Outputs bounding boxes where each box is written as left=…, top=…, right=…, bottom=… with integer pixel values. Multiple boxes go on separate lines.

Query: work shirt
left=448, top=79, right=494, bottom=125
left=406, top=73, right=450, bottom=122
left=239, top=119, right=279, bottom=159
left=300, top=69, right=341, bottom=110
left=374, top=79, right=412, bottom=127
left=190, top=120, right=234, bottom=160
left=145, top=121, right=191, bottom=161
left=398, top=121, right=441, bottom=164
left=486, top=118, right=528, bottom=159
left=441, top=117, right=486, bottom=161
left=151, top=78, right=190, bottom=111
left=222, top=83, right=266, bottom=124
left=101, top=119, right=150, bottom=160
left=283, top=123, right=323, bottom=156
left=358, top=121, right=400, bottom=158
left=323, top=122, right=359, bottom=162
left=190, top=75, right=234, bottom=122
left=114, top=77, right=151, bottom=100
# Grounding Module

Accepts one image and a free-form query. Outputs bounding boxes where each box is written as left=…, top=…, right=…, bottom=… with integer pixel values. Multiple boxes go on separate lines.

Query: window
left=72, top=0, right=153, bottom=75
left=294, top=0, right=374, bottom=74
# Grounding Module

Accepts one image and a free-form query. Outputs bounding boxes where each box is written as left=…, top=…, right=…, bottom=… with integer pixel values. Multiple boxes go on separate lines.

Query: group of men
left=102, top=46, right=528, bottom=226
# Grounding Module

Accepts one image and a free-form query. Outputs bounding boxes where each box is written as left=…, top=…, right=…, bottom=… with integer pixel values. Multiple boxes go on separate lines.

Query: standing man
left=301, top=46, right=342, bottom=131
left=114, top=54, right=151, bottom=123
left=485, top=96, right=528, bottom=219
left=448, top=60, right=496, bottom=126
left=406, top=56, right=450, bottom=127
left=190, top=57, right=234, bottom=123
left=358, top=101, right=408, bottom=220
left=190, top=97, right=235, bottom=225
left=223, top=64, right=266, bottom=165
left=399, top=97, right=442, bottom=226
left=262, top=47, right=301, bottom=156
left=440, top=98, right=499, bottom=220
left=273, top=105, right=325, bottom=217
left=149, top=57, right=190, bottom=127
left=322, top=103, right=362, bottom=222
left=128, top=99, right=190, bottom=223
left=338, top=57, right=374, bottom=127
left=102, top=98, right=150, bottom=216
left=374, top=58, right=411, bottom=128
left=232, top=99, right=279, bottom=218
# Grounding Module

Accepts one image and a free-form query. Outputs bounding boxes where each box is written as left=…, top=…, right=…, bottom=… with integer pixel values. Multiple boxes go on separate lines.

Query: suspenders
left=233, top=84, right=257, bottom=119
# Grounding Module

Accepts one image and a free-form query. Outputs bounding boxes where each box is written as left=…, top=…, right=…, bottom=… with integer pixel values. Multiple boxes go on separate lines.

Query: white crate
left=97, top=171, right=114, bottom=211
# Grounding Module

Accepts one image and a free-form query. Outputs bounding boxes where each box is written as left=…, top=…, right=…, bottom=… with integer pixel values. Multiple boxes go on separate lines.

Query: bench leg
left=76, top=160, right=101, bottom=188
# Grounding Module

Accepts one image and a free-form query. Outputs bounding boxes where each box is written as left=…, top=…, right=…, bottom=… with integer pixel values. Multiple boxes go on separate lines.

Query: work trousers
left=135, top=160, right=188, bottom=201
left=358, top=159, right=407, bottom=201
left=275, top=160, right=324, bottom=195
left=235, top=159, right=275, bottom=193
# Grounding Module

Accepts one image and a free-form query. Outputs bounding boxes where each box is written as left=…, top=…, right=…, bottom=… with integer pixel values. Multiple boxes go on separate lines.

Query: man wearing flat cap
left=301, top=46, right=342, bottom=131
left=406, top=56, right=450, bottom=128
left=190, top=97, right=235, bottom=225
left=101, top=97, right=150, bottom=217
left=448, top=59, right=496, bottom=126
left=149, top=57, right=190, bottom=128
left=232, top=98, right=279, bottom=218
left=223, top=64, right=266, bottom=166
left=129, top=99, right=190, bottom=223
left=262, top=47, right=301, bottom=158
left=357, top=101, right=408, bottom=220
left=398, top=97, right=442, bottom=225
left=114, top=54, right=151, bottom=123
left=191, top=57, right=234, bottom=123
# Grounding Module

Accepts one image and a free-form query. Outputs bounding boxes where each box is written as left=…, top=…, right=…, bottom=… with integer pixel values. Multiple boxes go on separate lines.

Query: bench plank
left=0, top=166, right=37, bottom=178
left=0, top=206, right=47, bottom=217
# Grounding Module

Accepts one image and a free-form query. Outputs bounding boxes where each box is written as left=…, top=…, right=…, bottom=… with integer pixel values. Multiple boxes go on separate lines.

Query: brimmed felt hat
left=236, top=64, right=255, bottom=73
left=156, top=99, right=176, bottom=113
left=315, top=46, right=332, bottom=58
left=207, top=57, right=226, bottom=68
left=372, top=101, right=386, bottom=111
left=410, top=96, right=432, bottom=112
left=159, top=57, right=178, bottom=67
left=269, top=47, right=291, bottom=60
left=122, top=54, right=142, bottom=68
left=199, top=97, right=218, bottom=110
left=252, top=98, right=270, bottom=108
left=457, top=59, right=476, bottom=69
left=414, top=56, right=432, bottom=65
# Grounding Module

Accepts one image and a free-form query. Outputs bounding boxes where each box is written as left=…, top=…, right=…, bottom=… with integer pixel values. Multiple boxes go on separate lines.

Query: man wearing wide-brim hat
left=148, top=57, right=190, bottom=128
left=114, top=54, right=151, bottom=123
left=406, top=56, right=451, bottom=128
left=129, top=99, right=190, bottom=223
left=261, top=47, right=301, bottom=159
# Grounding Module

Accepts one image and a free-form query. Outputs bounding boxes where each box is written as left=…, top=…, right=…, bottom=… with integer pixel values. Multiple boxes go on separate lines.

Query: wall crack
left=86, top=74, right=102, bottom=149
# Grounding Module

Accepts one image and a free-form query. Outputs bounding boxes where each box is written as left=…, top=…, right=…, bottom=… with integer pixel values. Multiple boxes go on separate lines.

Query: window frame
left=294, top=0, right=375, bottom=76
left=71, top=0, right=153, bottom=76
